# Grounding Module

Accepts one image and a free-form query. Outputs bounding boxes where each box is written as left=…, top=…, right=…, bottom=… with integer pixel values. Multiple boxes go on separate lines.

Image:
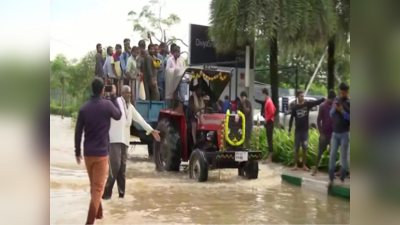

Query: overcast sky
left=50, top=0, right=211, bottom=60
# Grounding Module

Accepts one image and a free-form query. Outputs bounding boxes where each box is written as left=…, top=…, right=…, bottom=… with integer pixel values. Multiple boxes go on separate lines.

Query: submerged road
left=50, top=116, right=350, bottom=224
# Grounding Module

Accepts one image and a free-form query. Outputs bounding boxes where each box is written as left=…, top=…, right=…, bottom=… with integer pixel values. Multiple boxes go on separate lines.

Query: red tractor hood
left=198, top=113, right=226, bottom=131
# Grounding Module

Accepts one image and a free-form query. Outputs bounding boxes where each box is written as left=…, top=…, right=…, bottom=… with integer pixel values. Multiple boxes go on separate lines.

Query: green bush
left=50, top=103, right=77, bottom=117
left=251, top=128, right=339, bottom=169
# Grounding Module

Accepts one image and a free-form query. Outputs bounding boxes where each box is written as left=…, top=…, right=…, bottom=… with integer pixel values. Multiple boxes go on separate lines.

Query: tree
left=327, top=0, right=350, bottom=90
left=51, top=54, right=71, bottom=119
left=67, top=51, right=97, bottom=100
left=128, top=0, right=187, bottom=47
left=209, top=0, right=337, bottom=123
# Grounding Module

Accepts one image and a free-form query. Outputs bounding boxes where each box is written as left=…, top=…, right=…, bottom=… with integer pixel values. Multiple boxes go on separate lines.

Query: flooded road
left=50, top=116, right=350, bottom=224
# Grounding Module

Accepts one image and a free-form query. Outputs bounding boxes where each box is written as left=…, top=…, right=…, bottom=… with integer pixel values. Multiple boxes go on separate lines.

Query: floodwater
left=50, top=116, right=350, bottom=224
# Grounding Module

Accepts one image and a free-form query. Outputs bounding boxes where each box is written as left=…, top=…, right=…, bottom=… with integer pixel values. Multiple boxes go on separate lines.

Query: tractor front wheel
left=243, top=161, right=259, bottom=179
left=154, top=119, right=181, bottom=172
left=189, top=149, right=208, bottom=182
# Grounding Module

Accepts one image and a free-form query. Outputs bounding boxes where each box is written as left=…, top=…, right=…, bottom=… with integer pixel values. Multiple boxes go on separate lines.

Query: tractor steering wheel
left=194, top=107, right=214, bottom=120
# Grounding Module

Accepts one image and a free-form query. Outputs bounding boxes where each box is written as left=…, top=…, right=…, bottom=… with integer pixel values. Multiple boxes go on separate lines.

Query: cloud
left=50, top=0, right=211, bottom=60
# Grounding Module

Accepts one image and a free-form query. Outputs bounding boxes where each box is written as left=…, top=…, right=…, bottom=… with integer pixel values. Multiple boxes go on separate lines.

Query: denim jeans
left=158, top=76, right=165, bottom=100
left=329, top=132, right=350, bottom=181
left=179, top=82, right=187, bottom=101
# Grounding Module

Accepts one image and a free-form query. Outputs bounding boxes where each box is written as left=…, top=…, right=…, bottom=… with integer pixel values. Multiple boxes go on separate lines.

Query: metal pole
left=305, top=47, right=327, bottom=95
left=295, top=67, right=298, bottom=103
left=245, top=45, right=250, bottom=95
left=229, top=71, right=232, bottom=110
left=235, top=61, right=238, bottom=110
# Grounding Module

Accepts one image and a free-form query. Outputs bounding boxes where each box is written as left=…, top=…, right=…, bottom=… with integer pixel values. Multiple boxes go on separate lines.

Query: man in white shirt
left=103, top=85, right=160, bottom=199
left=166, top=46, right=187, bottom=101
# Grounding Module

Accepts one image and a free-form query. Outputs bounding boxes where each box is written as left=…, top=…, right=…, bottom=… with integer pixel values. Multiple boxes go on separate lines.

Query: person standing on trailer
left=125, top=46, right=140, bottom=104
left=103, top=46, right=114, bottom=84
left=166, top=46, right=186, bottom=101
left=121, top=38, right=131, bottom=85
left=95, top=43, right=105, bottom=79
left=157, top=42, right=168, bottom=99
left=143, top=44, right=160, bottom=100
left=111, top=44, right=123, bottom=94
left=137, top=40, right=148, bottom=99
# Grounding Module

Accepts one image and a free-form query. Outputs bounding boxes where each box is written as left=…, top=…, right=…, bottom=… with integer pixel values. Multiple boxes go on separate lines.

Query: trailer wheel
left=243, top=161, right=259, bottom=179
left=154, top=119, right=181, bottom=172
left=189, top=149, right=208, bottom=182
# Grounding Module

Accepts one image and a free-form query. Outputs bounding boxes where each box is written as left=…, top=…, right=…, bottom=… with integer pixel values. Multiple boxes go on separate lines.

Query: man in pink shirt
left=166, top=46, right=187, bottom=101
left=263, top=88, right=276, bottom=163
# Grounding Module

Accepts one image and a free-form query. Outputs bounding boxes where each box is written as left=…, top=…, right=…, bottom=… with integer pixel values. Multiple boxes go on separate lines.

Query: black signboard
left=189, top=24, right=254, bottom=69
left=282, top=97, right=289, bottom=112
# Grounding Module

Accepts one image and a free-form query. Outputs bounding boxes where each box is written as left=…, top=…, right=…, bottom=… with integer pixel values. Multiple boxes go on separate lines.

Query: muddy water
left=50, top=116, right=350, bottom=224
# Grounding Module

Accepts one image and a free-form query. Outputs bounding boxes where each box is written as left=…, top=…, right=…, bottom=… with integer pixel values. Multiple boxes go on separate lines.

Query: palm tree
left=327, top=0, right=350, bottom=90
left=209, top=0, right=337, bottom=123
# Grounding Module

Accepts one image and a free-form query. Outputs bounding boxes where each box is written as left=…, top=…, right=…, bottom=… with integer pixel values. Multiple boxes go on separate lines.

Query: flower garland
left=191, top=71, right=227, bottom=81
left=225, top=110, right=246, bottom=146
left=153, top=58, right=162, bottom=68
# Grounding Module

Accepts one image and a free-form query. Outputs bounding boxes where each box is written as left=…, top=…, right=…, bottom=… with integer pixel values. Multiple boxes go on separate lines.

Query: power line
left=50, top=37, right=73, bottom=47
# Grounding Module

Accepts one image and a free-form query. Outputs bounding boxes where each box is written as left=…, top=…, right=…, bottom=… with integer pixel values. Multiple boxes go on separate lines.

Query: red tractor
left=152, top=67, right=262, bottom=182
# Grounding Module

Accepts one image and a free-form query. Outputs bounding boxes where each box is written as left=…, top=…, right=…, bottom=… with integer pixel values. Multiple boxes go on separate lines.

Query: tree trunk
left=327, top=37, right=336, bottom=92
left=270, top=35, right=279, bottom=126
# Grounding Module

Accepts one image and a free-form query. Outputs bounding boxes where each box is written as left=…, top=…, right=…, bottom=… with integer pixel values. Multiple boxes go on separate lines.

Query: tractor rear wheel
left=154, top=119, right=181, bottom=172
left=243, top=161, right=259, bottom=179
left=189, top=149, right=208, bottom=182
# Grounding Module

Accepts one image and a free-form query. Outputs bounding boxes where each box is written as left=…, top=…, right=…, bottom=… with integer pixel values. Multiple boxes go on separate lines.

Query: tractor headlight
left=207, top=131, right=215, bottom=141
left=228, top=128, right=231, bottom=134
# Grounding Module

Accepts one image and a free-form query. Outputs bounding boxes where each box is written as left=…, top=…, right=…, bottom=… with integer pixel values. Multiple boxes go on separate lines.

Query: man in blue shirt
left=154, top=43, right=165, bottom=99
left=121, top=38, right=131, bottom=84
left=328, top=82, right=350, bottom=187
left=222, top=95, right=230, bottom=113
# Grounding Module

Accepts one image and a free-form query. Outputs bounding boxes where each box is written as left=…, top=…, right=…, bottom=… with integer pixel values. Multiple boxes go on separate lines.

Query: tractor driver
left=188, top=82, right=204, bottom=144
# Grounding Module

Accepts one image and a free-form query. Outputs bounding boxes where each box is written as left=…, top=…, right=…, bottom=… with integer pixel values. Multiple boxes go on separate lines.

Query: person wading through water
left=103, top=85, right=160, bottom=200
left=289, top=90, right=325, bottom=171
left=74, top=79, right=121, bottom=225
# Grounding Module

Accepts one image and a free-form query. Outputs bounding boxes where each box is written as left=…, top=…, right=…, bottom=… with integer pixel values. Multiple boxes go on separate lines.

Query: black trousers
left=103, top=143, right=127, bottom=198
left=265, top=121, right=274, bottom=153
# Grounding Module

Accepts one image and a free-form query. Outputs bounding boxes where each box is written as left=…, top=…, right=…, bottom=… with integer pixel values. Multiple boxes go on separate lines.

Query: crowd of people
left=95, top=39, right=186, bottom=104
left=255, top=83, right=350, bottom=187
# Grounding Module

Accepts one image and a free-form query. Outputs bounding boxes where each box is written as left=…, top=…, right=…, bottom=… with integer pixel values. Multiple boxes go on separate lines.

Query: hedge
left=50, top=103, right=77, bottom=118
left=250, top=128, right=340, bottom=169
